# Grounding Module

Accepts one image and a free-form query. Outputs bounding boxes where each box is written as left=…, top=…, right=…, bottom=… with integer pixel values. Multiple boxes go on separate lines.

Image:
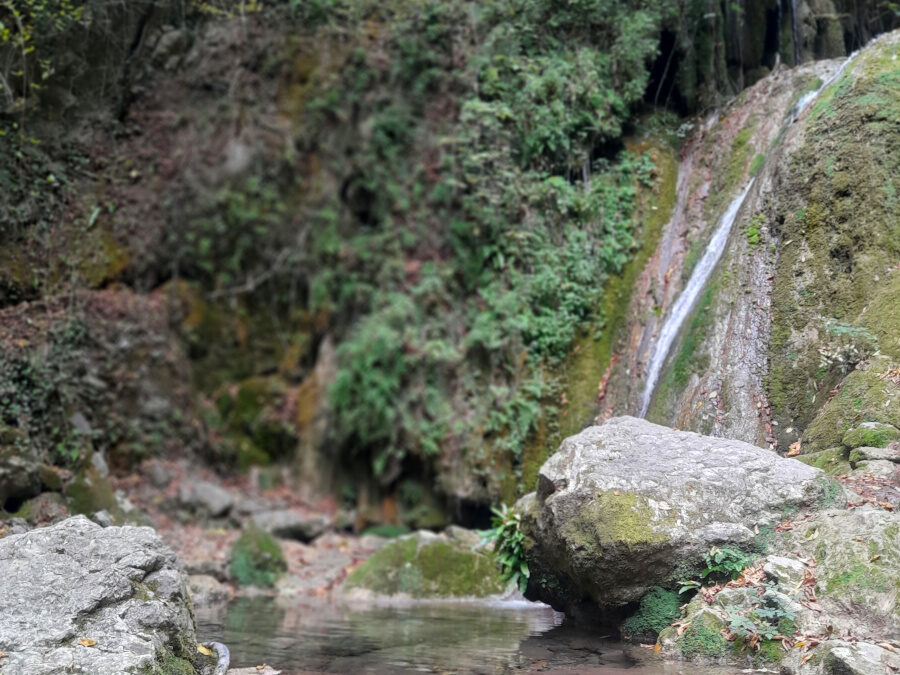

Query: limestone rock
left=0, top=441, right=42, bottom=510
left=343, top=529, right=507, bottom=600
left=518, top=417, right=824, bottom=616
left=250, top=509, right=329, bottom=542
left=180, top=480, right=234, bottom=518
left=0, top=515, right=205, bottom=674
left=842, top=422, right=900, bottom=450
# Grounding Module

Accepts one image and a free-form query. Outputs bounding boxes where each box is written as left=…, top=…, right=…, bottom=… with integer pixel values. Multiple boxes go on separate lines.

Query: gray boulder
left=0, top=515, right=207, bottom=674
left=0, top=437, right=42, bottom=510
left=250, top=508, right=329, bottom=542
left=519, top=416, right=824, bottom=617
left=179, top=480, right=234, bottom=518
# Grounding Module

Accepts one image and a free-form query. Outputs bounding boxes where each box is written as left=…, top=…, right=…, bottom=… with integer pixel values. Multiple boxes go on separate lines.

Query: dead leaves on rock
left=77, top=638, right=96, bottom=647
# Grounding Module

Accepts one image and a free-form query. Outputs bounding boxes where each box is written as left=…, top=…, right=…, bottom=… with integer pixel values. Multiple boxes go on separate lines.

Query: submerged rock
left=518, top=416, right=824, bottom=617
left=343, top=530, right=507, bottom=600
left=0, top=515, right=205, bottom=674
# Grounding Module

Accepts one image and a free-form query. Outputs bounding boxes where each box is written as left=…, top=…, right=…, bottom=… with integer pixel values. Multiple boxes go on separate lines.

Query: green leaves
left=479, top=504, right=530, bottom=593
left=701, top=546, right=754, bottom=582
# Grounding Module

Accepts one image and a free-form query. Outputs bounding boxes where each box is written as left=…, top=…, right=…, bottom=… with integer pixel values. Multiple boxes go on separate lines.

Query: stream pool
left=196, top=597, right=741, bottom=674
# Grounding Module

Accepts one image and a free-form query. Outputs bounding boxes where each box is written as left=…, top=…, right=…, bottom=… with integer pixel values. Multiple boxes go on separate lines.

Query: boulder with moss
left=229, top=526, right=287, bottom=588
left=343, top=530, right=507, bottom=600
left=0, top=515, right=211, bottom=675
left=517, top=416, right=824, bottom=618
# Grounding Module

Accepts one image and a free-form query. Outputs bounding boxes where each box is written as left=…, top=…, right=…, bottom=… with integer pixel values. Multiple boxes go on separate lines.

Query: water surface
left=196, top=597, right=740, bottom=674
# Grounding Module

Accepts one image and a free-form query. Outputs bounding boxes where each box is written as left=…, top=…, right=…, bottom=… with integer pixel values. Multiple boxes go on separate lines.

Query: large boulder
left=0, top=515, right=207, bottom=674
left=518, top=417, right=825, bottom=617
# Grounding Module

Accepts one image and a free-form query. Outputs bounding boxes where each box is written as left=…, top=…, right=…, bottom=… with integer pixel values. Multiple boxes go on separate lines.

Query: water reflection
left=196, top=597, right=734, bottom=674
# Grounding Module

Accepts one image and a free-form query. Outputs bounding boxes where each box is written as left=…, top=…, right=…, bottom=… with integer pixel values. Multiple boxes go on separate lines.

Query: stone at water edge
left=517, top=416, right=824, bottom=618
left=0, top=515, right=213, bottom=675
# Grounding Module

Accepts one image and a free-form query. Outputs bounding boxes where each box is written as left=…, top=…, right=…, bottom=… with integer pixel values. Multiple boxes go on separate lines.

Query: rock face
left=519, top=417, right=824, bottom=617
left=0, top=515, right=203, bottom=674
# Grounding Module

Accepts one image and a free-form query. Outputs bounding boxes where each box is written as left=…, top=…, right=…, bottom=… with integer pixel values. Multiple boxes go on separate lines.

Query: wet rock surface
left=518, top=416, right=824, bottom=616
left=0, top=515, right=204, bottom=675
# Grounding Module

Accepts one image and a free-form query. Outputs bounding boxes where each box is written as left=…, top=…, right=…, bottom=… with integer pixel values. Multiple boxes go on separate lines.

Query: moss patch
left=796, top=448, right=851, bottom=476
left=842, top=423, right=900, bottom=450
left=561, top=491, right=670, bottom=553
left=680, top=621, right=727, bottom=658
left=802, top=366, right=900, bottom=451
left=229, top=527, right=287, bottom=588
left=344, top=535, right=506, bottom=598
left=621, top=587, right=681, bottom=640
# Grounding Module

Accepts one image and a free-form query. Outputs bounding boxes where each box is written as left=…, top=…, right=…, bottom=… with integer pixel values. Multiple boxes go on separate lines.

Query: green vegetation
left=479, top=503, right=529, bottom=592
left=344, top=534, right=506, bottom=597
left=680, top=621, right=727, bottom=657
left=842, top=423, right=900, bottom=449
left=749, top=153, right=765, bottom=177
left=229, top=527, right=287, bottom=588
left=724, top=584, right=795, bottom=643
left=621, top=587, right=681, bottom=639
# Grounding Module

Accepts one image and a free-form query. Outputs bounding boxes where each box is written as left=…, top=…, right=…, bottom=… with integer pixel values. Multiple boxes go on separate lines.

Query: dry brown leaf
left=788, top=440, right=801, bottom=457
left=801, top=652, right=815, bottom=665
left=197, top=644, right=213, bottom=656
left=878, top=643, right=899, bottom=654
left=77, top=638, right=96, bottom=647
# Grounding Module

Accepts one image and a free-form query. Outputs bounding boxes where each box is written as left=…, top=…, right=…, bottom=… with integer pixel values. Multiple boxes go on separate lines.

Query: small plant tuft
left=479, top=504, right=529, bottom=593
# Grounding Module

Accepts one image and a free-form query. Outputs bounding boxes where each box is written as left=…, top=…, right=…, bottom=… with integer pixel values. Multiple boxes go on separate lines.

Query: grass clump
left=229, top=526, right=287, bottom=588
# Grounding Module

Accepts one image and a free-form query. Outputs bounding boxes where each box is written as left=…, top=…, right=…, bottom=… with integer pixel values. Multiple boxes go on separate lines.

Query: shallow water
left=196, top=597, right=741, bottom=674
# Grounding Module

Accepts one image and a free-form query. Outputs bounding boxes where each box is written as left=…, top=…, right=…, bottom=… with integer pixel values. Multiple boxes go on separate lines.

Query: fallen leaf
left=788, top=440, right=801, bottom=457
left=77, top=638, right=96, bottom=647
left=653, top=643, right=662, bottom=653
left=197, top=644, right=213, bottom=656
left=870, top=555, right=881, bottom=562
left=801, top=652, right=815, bottom=665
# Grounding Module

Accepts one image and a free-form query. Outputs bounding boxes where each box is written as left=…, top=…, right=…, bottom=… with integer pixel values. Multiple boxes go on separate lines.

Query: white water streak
left=638, top=182, right=753, bottom=417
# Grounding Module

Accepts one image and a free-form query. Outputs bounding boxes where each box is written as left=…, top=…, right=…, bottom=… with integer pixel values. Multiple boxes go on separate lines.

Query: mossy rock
left=344, top=532, right=506, bottom=598
left=229, top=526, right=287, bottom=588
left=802, top=366, right=900, bottom=452
left=621, top=586, right=681, bottom=642
left=678, top=609, right=728, bottom=658
left=796, top=448, right=852, bottom=475
left=65, top=464, right=118, bottom=516
left=842, top=422, right=900, bottom=450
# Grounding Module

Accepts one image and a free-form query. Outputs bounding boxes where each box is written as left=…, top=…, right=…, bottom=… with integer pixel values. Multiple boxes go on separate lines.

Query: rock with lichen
left=0, top=515, right=210, bottom=675
left=517, top=416, right=824, bottom=619
left=342, top=530, right=507, bottom=600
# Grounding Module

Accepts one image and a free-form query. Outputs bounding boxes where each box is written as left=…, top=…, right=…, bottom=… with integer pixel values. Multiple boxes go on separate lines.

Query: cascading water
left=638, top=182, right=753, bottom=418
left=638, top=53, right=856, bottom=418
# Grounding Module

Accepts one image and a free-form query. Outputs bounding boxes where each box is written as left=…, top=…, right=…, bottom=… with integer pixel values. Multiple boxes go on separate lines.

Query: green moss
left=229, top=526, right=287, bottom=588
left=803, top=367, right=900, bottom=451
left=344, top=535, right=506, bottom=598
left=561, top=491, right=669, bottom=553
left=842, top=424, right=900, bottom=450
left=621, top=587, right=681, bottom=640
left=132, top=647, right=197, bottom=675
left=749, top=153, right=765, bottom=177
left=680, top=622, right=727, bottom=658
left=816, top=477, right=843, bottom=509
left=796, top=448, right=851, bottom=476
left=66, top=465, right=118, bottom=516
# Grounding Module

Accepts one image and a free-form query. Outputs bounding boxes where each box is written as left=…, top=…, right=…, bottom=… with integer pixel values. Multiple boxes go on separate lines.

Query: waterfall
left=638, top=181, right=753, bottom=418
left=637, top=53, right=855, bottom=418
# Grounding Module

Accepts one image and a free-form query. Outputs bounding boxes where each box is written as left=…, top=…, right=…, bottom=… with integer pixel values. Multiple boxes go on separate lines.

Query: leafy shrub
left=701, top=546, right=754, bottom=582
left=479, top=504, right=529, bottom=592
left=230, top=526, right=287, bottom=588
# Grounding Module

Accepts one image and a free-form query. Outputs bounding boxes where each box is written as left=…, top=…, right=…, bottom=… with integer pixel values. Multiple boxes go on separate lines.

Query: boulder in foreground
left=0, top=515, right=206, bottom=674
left=518, top=416, right=825, bottom=617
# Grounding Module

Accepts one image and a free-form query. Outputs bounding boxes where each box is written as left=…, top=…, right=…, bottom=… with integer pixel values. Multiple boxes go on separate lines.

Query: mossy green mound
left=842, top=422, right=900, bottom=450
left=796, top=448, right=852, bottom=475
left=802, top=365, right=900, bottom=451
left=344, top=533, right=506, bottom=598
left=230, top=527, right=287, bottom=588
left=621, top=587, right=681, bottom=641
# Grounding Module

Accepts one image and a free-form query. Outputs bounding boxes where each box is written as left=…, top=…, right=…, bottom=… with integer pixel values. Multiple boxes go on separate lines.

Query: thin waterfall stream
left=637, top=52, right=856, bottom=418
